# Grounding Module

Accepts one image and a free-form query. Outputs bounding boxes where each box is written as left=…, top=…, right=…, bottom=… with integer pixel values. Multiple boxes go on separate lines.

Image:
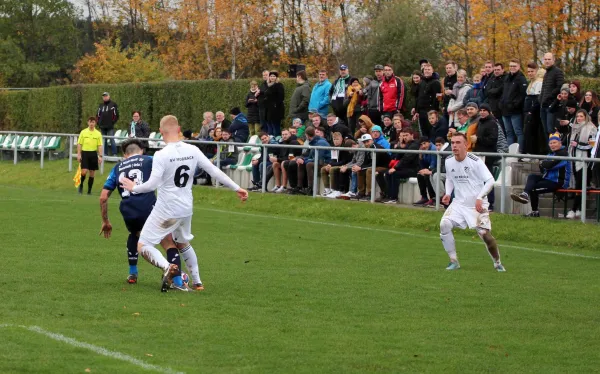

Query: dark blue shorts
left=123, top=217, right=148, bottom=234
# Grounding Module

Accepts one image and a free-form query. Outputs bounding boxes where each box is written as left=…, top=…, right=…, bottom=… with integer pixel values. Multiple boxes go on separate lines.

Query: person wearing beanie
left=472, top=103, right=498, bottom=211
left=511, top=132, right=571, bottom=217
left=228, top=106, right=250, bottom=143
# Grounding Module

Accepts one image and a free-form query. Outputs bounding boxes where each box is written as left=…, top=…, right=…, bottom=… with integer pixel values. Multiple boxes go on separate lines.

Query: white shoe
left=275, top=186, right=286, bottom=193
left=566, top=210, right=576, bottom=219
left=321, top=188, right=332, bottom=197
left=327, top=190, right=341, bottom=199
left=575, top=210, right=581, bottom=218
left=270, top=185, right=280, bottom=192
left=340, top=191, right=356, bottom=199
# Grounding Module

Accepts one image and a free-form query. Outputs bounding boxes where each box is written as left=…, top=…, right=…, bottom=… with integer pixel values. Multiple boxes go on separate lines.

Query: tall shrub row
left=1, top=76, right=599, bottom=134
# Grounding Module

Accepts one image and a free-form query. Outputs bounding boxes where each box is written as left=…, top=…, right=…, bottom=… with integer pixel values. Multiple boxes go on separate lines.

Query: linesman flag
left=73, top=164, right=81, bottom=188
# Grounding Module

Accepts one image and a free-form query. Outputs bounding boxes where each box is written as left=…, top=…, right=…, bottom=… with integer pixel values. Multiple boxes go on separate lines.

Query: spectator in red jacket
left=378, top=63, right=406, bottom=119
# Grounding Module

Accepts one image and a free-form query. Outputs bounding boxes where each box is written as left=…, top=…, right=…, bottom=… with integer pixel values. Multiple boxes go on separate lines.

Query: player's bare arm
left=99, top=189, right=113, bottom=238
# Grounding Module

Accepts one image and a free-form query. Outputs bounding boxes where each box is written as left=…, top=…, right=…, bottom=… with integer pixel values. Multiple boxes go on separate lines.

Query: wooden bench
left=552, top=189, right=600, bottom=221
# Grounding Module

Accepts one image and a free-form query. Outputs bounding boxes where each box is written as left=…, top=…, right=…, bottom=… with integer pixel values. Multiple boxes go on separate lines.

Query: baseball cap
left=371, top=125, right=383, bottom=133
left=359, top=134, right=372, bottom=142
left=339, top=64, right=348, bottom=70
left=102, top=92, right=110, bottom=96
left=374, top=64, right=384, bottom=71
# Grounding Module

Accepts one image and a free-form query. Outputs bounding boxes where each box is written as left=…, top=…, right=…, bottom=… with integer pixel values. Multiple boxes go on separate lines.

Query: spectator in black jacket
left=540, top=53, right=565, bottom=135
left=97, top=92, right=119, bottom=156
left=245, top=80, right=261, bottom=136
left=442, top=61, right=458, bottom=121
left=384, top=129, right=421, bottom=204
left=325, top=114, right=352, bottom=143
left=262, top=71, right=285, bottom=137
left=271, top=128, right=301, bottom=193
left=257, top=70, right=270, bottom=132
left=427, top=110, right=449, bottom=143
left=412, top=63, right=441, bottom=138
left=228, top=107, right=250, bottom=143
left=472, top=103, right=499, bottom=210
left=329, top=64, right=353, bottom=126
left=128, top=111, right=151, bottom=151
left=321, top=132, right=355, bottom=198
left=500, top=59, right=528, bottom=153
left=484, top=63, right=506, bottom=131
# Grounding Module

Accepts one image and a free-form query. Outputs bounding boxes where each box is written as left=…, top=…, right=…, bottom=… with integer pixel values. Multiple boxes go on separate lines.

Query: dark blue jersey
left=103, top=155, right=156, bottom=221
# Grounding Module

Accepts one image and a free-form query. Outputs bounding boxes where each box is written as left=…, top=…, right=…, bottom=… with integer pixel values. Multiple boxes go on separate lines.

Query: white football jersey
left=445, top=153, right=493, bottom=208
left=134, top=141, right=240, bottom=218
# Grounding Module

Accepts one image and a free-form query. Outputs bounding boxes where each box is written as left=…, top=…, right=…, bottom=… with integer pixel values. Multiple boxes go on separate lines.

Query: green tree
left=0, top=0, right=81, bottom=86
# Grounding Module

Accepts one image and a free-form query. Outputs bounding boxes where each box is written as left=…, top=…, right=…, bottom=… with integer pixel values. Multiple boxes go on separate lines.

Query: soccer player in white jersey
left=440, top=132, right=506, bottom=272
left=121, top=115, right=248, bottom=291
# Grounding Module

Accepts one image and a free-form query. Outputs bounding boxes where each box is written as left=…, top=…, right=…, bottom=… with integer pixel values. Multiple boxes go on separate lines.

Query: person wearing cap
left=378, top=63, right=405, bottom=120
left=228, top=107, right=250, bottom=143
left=329, top=64, right=353, bottom=126
left=97, top=92, right=119, bottom=156
left=289, top=70, right=311, bottom=123
left=413, top=137, right=438, bottom=207
left=412, top=63, right=442, bottom=138
left=511, top=132, right=571, bottom=217
left=540, top=52, right=565, bottom=135
left=472, top=103, right=498, bottom=210
left=308, top=69, right=332, bottom=119
left=263, top=71, right=285, bottom=137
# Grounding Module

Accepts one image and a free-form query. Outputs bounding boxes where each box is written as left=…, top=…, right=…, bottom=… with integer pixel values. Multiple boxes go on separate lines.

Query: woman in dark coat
left=263, top=71, right=285, bottom=137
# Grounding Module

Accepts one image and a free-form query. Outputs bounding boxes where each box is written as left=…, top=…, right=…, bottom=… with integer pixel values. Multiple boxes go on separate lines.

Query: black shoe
left=306, top=188, right=314, bottom=196
left=510, top=192, right=529, bottom=204
left=413, top=197, right=428, bottom=205
left=87, top=191, right=91, bottom=195
left=248, top=186, right=261, bottom=192
left=375, top=196, right=388, bottom=203
left=524, top=211, right=540, bottom=217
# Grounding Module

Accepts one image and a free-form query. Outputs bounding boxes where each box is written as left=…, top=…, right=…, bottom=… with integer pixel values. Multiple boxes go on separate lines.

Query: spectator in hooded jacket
left=308, top=69, right=332, bottom=119
left=442, top=61, right=458, bottom=121
left=245, top=80, right=261, bottom=136
left=500, top=59, right=528, bottom=153
left=329, top=64, right=353, bottom=126
left=511, top=132, right=571, bottom=217
left=97, top=92, right=119, bottom=156
left=484, top=63, right=506, bottom=130
left=321, top=132, right=355, bottom=198
left=289, top=70, right=311, bottom=123
left=364, top=65, right=384, bottom=125
left=270, top=128, right=301, bottom=193
left=263, top=71, right=285, bottom=136
left=447, top=69, right=471, bottom=128
left=427, top=111, right=449, bottom=143
left=580, top=90, right=600, bottom=126
left=354, top=115, right=374, bottom=139
left=412, top=63, right=441, bottom=138
left=463, top=74, right=485, bottom=107
left=378, top=63, right=406, bottom=119
left=343, top=77, right=363, bottom=134
left=383, top=129, right=421, bottom=204
left=228, top=107, right=250, bottom=143
left=371, top=125, right=390, bottom=150
left=540, top=53, right=565, bottom=135
left=414, top=137, right=438, bottom=207
left=472, top=103, right=499, bottom=210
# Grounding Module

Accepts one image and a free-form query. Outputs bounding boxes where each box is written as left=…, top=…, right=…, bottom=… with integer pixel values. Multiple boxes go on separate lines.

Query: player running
left=440, top=132, right=506, bottom=272
left=99, top=138, right=185, bottom=287
left=121, top=115, right=248, bottom=292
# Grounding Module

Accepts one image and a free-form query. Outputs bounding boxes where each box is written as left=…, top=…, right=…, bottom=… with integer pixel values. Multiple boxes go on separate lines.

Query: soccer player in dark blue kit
left=99, top=138, right=186, bottom=289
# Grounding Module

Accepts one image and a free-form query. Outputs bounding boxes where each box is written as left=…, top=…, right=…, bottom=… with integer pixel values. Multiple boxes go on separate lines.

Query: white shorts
left=138, top=211, right=194, bottom=246
left=442, top=201, right=491, bottom=231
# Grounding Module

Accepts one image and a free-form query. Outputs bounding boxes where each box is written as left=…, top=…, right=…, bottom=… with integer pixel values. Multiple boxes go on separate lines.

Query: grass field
left=1, top=159, right=600, bottom=373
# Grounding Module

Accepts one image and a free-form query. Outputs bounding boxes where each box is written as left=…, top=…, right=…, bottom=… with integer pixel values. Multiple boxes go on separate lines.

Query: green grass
left=1, top=159, right=600, bottom=373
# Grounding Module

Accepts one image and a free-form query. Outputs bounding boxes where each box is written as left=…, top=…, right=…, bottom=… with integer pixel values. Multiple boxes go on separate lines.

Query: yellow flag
left=73, top=164, right=81, bottom=188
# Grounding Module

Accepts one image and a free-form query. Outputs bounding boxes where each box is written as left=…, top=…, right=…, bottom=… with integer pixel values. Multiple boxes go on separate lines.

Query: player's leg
left=172, top=217, right=204, bottom=290
left=440, top=216, right=460, bottom=270
left=476, top=227, right=505, bottom=272
left=126, top=232, right=139, bottom=283
left=138, top=214, right=181, bottom=291
left=160, top=234, right=186, bottom=289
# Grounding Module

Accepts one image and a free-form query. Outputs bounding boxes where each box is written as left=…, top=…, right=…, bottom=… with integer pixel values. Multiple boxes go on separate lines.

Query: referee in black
left=77, top=117, right=104, bottom=195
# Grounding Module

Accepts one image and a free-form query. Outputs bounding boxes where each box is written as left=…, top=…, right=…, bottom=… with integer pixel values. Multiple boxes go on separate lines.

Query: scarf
left=452, top=81, right=465, bottom=99
left=346, top=84, right=362, bottom=118
left=332, top=77, right=346, bottom=99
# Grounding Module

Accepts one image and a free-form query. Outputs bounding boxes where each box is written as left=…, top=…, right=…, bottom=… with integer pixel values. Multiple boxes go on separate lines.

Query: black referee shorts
left=81, top=151, right=99, bottom=170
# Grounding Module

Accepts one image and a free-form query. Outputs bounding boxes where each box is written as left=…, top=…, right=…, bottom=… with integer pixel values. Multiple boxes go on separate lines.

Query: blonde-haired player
left=121, top=115, right=248, bottom=291
left=440, top=132, right=505, bottom=272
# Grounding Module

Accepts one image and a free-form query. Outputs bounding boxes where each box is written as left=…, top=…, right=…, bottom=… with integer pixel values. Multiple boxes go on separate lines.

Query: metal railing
left=2, top=130, right=599, bottom=223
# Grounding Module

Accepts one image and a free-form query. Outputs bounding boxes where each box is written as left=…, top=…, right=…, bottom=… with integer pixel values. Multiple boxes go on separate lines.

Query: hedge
left=2, top=76, right=600, bottom=134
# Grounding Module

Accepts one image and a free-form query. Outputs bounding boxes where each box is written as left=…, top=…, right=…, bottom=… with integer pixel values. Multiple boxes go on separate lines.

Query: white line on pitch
left=198, top=207, right=600, bottom=260
left=0, top=324, right=184, bottom=374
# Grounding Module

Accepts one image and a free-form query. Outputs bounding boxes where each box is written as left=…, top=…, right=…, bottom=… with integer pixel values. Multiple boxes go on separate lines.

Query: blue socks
left=129, top=265, right=138, bottom=275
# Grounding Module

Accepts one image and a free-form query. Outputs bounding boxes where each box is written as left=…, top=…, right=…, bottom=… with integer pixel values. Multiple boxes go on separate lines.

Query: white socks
left=440, top=218, right=458, bottom=262
left=180, top=244, right=202, bottom=284
left=139, top=244, right=170, bottom=271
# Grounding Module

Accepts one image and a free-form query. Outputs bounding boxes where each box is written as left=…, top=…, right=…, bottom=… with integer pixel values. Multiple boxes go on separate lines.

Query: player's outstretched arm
left=195, top=148, right=242, bottom=192
left=99, top=189, right=113, bottom=239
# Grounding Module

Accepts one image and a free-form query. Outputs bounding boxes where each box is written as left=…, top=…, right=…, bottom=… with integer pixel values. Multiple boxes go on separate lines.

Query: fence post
left=500, top=155, right=506, bottom=214
left=261, top=145, right=267, bottom=193
left=215, top=145, right=221, bottom=188
left=370, top=150, right=376, bottom=203
left=100, top=137, right=105, bottom=175
left=435, top=153, right=441, bottom=211
left=312, top=148, right=319, bottom=197
left=13, top=133, right=18, bottom=165
left=581, top=161, right=587, bottom=223
left=40, top=135, right=45, bottom=168
left=68, top=136, right=73, bottom=172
